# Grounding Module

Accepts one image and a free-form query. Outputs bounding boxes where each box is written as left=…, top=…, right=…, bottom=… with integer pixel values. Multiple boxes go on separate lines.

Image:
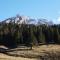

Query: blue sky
left=0, top=0, right=60, bottom=23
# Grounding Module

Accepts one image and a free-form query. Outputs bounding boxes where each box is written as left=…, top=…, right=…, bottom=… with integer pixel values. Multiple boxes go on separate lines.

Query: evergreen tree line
left=0, top=23, right=60, bottom=48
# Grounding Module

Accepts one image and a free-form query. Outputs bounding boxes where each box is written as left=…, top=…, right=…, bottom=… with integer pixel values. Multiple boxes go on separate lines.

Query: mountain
left=37, top=19, right=53, bottom=25
left=1, top=15, right=53, bottom=25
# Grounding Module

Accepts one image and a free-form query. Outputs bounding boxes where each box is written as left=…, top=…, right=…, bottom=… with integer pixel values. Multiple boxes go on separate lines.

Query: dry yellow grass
left=0, top=44, right=60, bottom=60
left=0, top=53, right=36, bottom=60
left=33, top=44, right=60, bottom=52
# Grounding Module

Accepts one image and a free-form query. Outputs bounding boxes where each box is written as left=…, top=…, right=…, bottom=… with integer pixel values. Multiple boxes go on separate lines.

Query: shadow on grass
left=0, top=46, right=32, bottom=53
left=0, top=47, right=32, bottom=58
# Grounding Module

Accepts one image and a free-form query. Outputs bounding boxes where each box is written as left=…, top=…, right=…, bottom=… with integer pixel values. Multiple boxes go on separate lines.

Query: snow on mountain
left=1, top=15, right=53, bottom=25
left=37, top=19, right=53, bottom=25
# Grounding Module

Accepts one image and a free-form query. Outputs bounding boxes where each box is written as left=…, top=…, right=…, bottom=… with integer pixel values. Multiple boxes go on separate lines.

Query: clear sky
left=0, top=0, right=60, bottom=23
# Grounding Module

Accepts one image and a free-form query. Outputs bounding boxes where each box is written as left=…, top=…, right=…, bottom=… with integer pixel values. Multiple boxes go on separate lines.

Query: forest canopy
left=0, top=23, right=60, bottom=48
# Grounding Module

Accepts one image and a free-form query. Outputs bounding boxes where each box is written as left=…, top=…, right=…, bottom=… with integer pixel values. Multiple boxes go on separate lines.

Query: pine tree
left=37, top=26, right=45, bottom=44
left=28, top=25, right=38, bottom=49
